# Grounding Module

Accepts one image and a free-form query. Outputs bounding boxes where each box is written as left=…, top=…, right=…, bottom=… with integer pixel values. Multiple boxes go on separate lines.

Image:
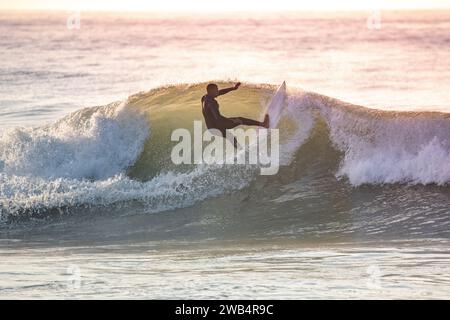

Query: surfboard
left=263, top=81, right=287, bottom=128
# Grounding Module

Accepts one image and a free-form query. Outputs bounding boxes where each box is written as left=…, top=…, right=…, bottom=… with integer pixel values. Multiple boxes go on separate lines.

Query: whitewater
left=1, top=10, right=450, bottom=299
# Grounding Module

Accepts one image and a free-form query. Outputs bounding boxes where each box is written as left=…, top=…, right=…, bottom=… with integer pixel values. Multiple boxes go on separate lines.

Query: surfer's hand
left=234, top=82, right=241, bottom=90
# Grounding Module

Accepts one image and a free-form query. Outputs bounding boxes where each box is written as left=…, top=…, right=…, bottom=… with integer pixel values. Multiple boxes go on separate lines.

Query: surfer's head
left=206, top=83, right=219, bottom=97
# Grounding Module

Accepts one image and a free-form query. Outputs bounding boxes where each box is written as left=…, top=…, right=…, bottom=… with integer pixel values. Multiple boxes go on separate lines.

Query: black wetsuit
left=201, top=88, right=262, bottom=138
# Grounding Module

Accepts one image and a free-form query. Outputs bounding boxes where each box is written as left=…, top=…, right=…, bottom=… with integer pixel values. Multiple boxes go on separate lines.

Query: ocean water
left=1, top=10, right=450, bottom=299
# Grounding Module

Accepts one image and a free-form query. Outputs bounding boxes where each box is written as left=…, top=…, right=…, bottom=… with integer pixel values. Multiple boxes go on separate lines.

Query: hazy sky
left=1, top=0, right=450, bottom=11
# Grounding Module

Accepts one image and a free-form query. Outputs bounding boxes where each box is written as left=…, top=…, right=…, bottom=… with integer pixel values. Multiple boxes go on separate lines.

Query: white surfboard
left=262, top=81, right=287, bottom=128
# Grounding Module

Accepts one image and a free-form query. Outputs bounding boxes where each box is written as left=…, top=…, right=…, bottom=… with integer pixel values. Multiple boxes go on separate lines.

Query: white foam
left=0, top=101, right=149, bottom=180
left=338, top=137, right=450, bottom=186
left=0, top=163, right=253, bottom=218
left=310, top=94, right=450, bottom=186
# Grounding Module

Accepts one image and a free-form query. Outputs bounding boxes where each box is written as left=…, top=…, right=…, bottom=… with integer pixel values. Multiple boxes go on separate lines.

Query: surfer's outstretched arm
left=218, top=82, right=241, bottom=96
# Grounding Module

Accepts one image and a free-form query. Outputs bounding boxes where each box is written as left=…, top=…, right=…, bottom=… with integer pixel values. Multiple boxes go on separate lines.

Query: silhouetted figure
left=201, top=82, right=269, bottom=147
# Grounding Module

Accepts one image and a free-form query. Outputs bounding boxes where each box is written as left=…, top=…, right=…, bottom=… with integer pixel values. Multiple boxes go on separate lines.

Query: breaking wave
left=1, top=82, right=450, bottom=221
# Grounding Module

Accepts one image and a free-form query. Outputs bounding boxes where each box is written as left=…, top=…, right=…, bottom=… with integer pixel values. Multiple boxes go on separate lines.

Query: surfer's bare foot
left=262, top=114, right=270, bottom=128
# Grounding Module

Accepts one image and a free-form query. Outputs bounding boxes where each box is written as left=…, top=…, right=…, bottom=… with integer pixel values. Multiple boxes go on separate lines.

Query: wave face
left=1, top=82, right=450, bottom=242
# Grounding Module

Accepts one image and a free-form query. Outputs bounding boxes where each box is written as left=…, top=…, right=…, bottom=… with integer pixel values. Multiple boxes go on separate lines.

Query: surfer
left=201, top=82, right=269, bottom=147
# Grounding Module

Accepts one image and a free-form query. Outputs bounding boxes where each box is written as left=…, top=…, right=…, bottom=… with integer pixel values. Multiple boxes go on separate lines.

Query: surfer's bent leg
left=216, top=126, right=239, bottom=149
left=230, top=117, right=260, bottom=126
left=229, top=116, right=269, bottom=128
